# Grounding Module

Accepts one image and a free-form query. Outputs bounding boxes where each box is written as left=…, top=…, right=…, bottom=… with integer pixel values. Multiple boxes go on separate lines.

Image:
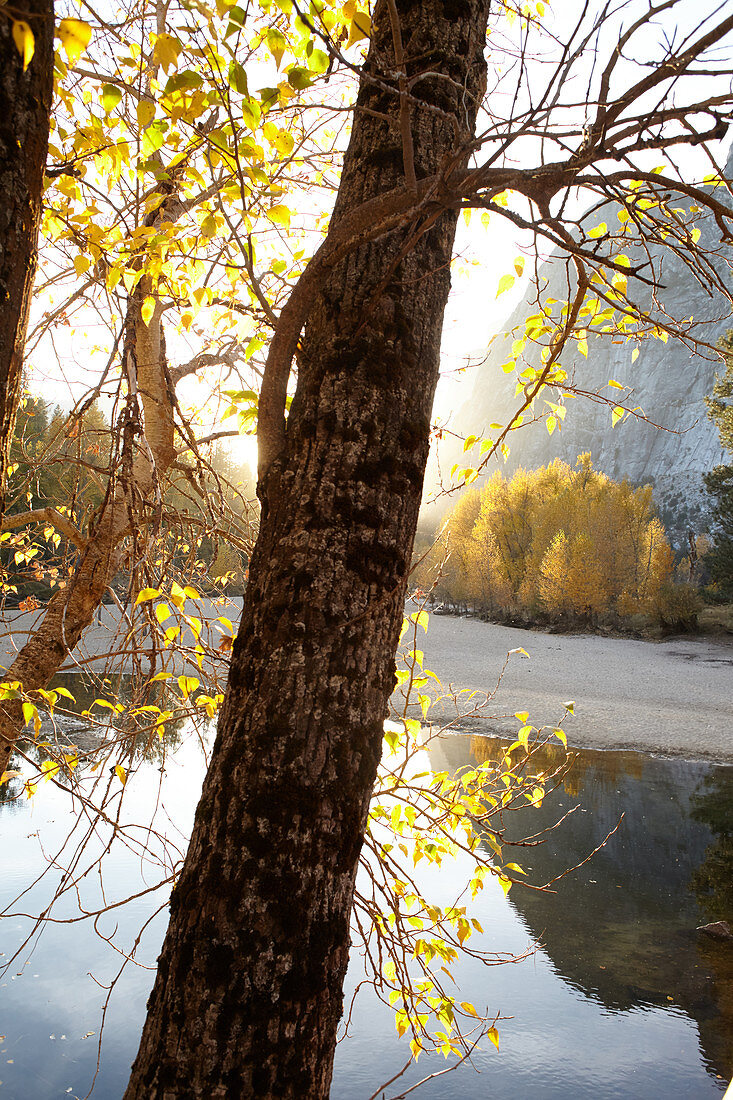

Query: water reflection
left=0, top=688, right=731, bottom=1099
left=430, top=733, right=733, bottom=1088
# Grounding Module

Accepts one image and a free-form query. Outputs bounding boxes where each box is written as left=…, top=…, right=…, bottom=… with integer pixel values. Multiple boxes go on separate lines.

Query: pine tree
left=704, top=333, right=733, bottom=596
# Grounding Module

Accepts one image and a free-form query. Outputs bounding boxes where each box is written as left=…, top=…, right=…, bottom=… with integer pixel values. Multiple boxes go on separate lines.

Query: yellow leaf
left=135, top=586, right=160, bottom=604
left=514, top=256, right=525, bottom=277
left=346, top=10, right=371, bottom=48
left=588, top=222, right=607, bottom=239
left=487, top=1027, right=500, bottom=1051
left=383, top=959, right=396, bottom=981
left=74, top=254, right=91, bottom=276
left=607, top=378, right=624, bottom=390
left=57, top=18, right=92, bottom=66
left=137, top=100, right=156, bottom=128
left=514, top=711, right=529, bottom=723
left=461, top=1001, right=479, bottom=1018
left=12, top=20, right=35, bottom=71
left=101, top=83, right=122, bottom=113
left=177, top=675, right=199, bottom=698
left=611, top=405, right=625, bottom=427
left=554, top=728, right=567, bottom=747
left=631, top=347, right=640, bottom=363
left=496, top=273, right=515, bottom=297
left=141, top=295, right=156, bottom=327
left=115, top=764, right=127, bottom=786
left=153, top=33, right=181, bottom=74
left=268, top=204, right=291, bottom=229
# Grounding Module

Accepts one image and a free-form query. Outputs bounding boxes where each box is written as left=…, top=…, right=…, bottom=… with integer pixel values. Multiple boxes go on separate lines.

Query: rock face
left=445, top=174, right=732, bottom=543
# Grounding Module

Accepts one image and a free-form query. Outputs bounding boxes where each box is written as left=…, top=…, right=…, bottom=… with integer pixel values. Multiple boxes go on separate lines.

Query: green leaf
left=224, top=5, right=246, bottom=38
left=287, top=66, right=313, bottom=90
left=228, top=60, right=248, bottom=95
left=308, top=48, right=329, bottom=74
left=142, top=120, right=167, bottom=156
left=101, top=83, right=122, bottom=113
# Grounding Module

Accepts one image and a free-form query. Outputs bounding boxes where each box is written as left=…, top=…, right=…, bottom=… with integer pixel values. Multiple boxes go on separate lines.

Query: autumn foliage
left=418, top=455, right=687, bottom=626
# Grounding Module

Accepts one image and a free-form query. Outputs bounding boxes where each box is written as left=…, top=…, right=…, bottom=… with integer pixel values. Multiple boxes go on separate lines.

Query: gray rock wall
left=441, top=175, right=732, bottom=543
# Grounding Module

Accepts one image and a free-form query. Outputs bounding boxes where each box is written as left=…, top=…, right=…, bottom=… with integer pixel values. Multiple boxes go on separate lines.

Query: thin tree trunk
left=0, top=287, right=173, bottom=776
left=0, top=0, right=54, bottom=516
left=125, top=2, right=490, bottom=1096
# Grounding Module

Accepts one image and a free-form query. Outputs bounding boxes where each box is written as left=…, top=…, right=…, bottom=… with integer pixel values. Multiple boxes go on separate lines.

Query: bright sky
left=26, top=0, right=733, bottom=478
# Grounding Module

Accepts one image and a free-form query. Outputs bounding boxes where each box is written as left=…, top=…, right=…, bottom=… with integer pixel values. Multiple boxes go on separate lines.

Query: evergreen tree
left=704, top=334, right=733, bottom=596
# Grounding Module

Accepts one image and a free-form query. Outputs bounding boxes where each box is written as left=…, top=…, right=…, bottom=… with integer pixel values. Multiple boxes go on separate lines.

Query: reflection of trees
left=689, top=767, right=733, bottom=1077
left=5, top=672, right=197, bottom=802
left=691, top=767, right=733, bottom=919
left=429, top=733, right=733, bottom=1083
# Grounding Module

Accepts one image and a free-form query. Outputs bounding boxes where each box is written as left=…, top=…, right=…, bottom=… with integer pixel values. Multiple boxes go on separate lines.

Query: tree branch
left=1, top=507, right=87, bottom=550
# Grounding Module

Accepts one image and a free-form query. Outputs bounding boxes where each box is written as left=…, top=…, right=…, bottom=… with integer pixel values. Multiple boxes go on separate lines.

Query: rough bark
left=0, top=0, right=54, bottom=517
left=124, top=1, right=490, bottom=1096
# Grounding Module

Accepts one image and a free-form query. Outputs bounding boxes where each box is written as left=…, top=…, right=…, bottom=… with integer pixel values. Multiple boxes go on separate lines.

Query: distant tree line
left=416, top=455, right=701, bottom=630
left=1, top=392, right=257, bottom=604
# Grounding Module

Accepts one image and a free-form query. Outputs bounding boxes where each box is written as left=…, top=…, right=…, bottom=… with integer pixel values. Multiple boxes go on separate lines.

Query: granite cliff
left=440, top=168, right=732, bottom=544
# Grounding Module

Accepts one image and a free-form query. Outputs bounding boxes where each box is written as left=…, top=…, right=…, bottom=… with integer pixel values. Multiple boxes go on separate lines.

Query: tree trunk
left=124, top=2, right=489, bottom=1096
left=0, top=0, right=54, bottom=516
left=0, top=286, right=173, bottom=777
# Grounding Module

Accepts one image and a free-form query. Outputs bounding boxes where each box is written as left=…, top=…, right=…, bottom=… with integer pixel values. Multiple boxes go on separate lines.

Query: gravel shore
left=394, top=611, right=733, bottom=765
left=2, top=600, right=731, bottom=764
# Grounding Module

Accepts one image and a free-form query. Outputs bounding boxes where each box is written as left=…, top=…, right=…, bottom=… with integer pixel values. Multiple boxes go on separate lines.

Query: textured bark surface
left=0, top=0, right=54, bottom=516
left=0, top=288, right=173, bottom=777
left=124, top=1, right=490, bottom=1097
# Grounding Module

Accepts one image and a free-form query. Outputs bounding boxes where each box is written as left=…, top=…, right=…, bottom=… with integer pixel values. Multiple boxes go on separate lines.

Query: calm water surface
left=0, top=686, right=730, bottom=1099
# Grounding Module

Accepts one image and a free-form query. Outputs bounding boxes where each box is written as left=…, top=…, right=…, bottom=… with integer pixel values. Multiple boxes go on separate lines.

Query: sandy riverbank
left=1, top=599, right=731, bottom=764
left=0, top=596, right=244, bottom=682
left=394, top=611, right=733, bottom=765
